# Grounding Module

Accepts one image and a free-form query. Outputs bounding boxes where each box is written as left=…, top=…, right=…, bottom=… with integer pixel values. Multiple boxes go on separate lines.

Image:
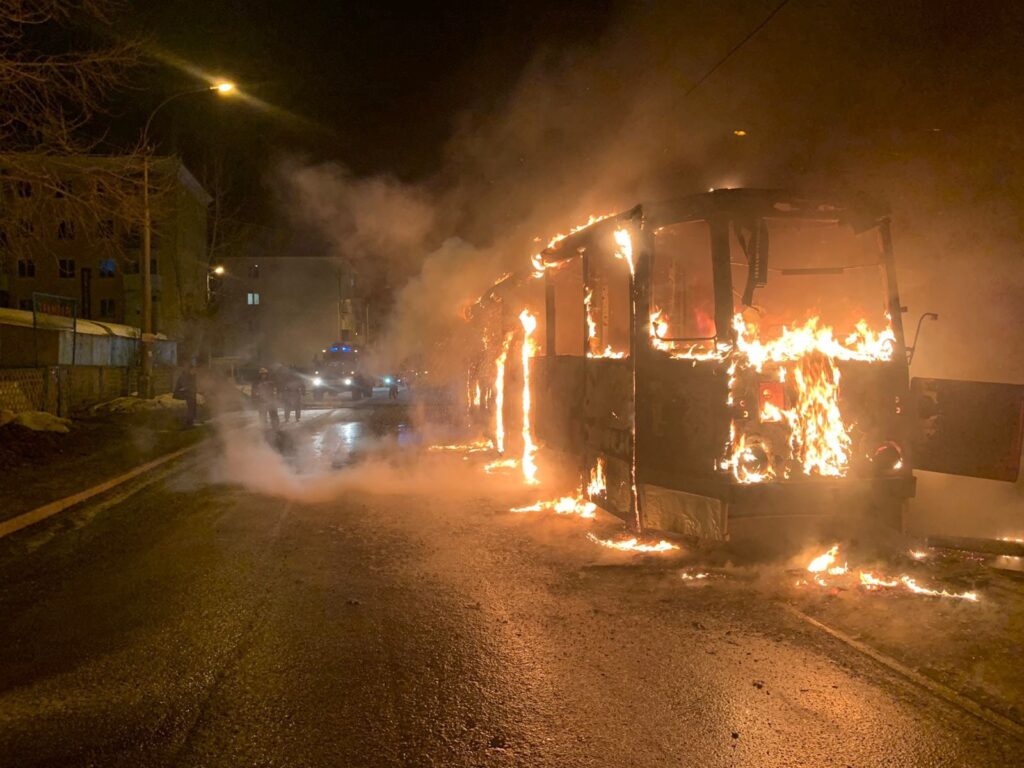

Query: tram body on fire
left=468, top=189, right=1023, bottom=542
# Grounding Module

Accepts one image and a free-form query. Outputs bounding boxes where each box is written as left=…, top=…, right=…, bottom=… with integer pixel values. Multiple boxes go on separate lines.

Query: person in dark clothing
left=282, top=368, right=305, bottom=423
left=174, top=363, right=198, bottom=428
left=254, top=367, right=279, bottom=429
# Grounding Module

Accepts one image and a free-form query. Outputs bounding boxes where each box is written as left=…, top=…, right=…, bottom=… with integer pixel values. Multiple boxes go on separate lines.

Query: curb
left=785, top=604, right=1024, bottom=741
left=0, top=441, right=204, bottom=541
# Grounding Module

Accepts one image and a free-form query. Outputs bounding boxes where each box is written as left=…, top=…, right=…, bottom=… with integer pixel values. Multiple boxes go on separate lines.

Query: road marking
left=785, top=604, right=1024, bottom=741
left=0, top=442, right=204, bottom=540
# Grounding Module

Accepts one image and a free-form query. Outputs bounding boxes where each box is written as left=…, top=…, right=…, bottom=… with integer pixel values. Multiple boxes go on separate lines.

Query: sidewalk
left=0, top=407, right=209, bottom=523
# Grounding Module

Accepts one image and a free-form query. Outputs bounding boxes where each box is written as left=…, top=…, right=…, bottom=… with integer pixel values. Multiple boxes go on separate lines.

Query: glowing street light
left=211, top=81, right=236, bottom=95
left=212, top=265, right=226, bottom=276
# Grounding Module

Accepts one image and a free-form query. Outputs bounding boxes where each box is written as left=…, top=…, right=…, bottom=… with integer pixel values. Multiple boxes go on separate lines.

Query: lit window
left=247, top=292, right=260, bottom=305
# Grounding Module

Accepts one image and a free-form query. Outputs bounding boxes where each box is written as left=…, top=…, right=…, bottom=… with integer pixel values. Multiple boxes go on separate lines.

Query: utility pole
left=138, top=82, right=236, bottom=397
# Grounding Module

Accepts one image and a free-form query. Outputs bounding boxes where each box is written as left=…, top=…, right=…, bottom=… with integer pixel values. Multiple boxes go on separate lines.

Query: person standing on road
left=254, top=367, right=279, bottom=429
left=173, top=362, right=199, bottom=428
left=282, top=368, right=304, bottom=423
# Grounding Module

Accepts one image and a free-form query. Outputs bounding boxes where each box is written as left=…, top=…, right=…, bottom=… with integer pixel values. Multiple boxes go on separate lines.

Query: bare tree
left=0, top=0, right=142, bottom=151
left=0, top=1, right=159, bottom=285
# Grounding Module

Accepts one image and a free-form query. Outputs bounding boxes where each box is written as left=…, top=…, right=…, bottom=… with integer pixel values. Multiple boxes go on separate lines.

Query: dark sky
left=124, top=0, right=614, bottom=184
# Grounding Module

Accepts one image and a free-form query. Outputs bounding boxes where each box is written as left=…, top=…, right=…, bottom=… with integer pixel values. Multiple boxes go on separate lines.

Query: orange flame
left=511, top=496, right=596, bottom=519
left=587, top=457, right=607, bottom=498
left=519, top=309, right=539, bottom=485
left=586, top=532, right=678, bottom=553
left=612, top=227, right=634, bottom=275
left=494, top=332, right=513, bottom=454
left=531, top=213, right=615, bottom=277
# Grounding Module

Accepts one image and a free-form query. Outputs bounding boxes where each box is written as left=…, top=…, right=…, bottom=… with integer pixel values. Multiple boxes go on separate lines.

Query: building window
left=123, top=259, right=139, bottom=275
left=57, top=220, right=75, bottom=239
left=15, top=180, right=32, bottom=198
left=99, top=298, right=115, bottom=318
left=122, top=227, right=141, bottom=249
left=98, top=219, right=114, bottom=239
left=150, top=257, right=158, bottom=275
left=248, top=264, right=260, bottom=279
left=19, top=298, right=32, bottom=311
left=54, top=181, right=70, bottom=198
left=58, top=258, right=75, bottom=278
left=99, top=258, right=116, bottom=277
left=18, top=219, right=33, bottom=236
left=17, top=258, right=35, bottom=277
left=247, top=292, right=260, bottom=305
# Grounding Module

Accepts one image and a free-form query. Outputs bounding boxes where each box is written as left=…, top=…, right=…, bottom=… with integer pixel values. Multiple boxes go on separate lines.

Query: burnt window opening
left=99, top=258, right=116, bottom=278
left=651, top=221, right=717, bottom=342
left=58, top=258, right=75, bottom=278
left=57, top=220, right=75, bottom=240
left=17, top=258, right=35, bottom=278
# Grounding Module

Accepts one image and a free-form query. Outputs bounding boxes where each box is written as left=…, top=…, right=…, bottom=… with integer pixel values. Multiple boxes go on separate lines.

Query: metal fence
left=0, top=365, right=173, bottom=417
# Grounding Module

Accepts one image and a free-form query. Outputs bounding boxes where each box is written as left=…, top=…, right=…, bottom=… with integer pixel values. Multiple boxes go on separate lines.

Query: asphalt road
left=0, top=409, right=1019, bottom=767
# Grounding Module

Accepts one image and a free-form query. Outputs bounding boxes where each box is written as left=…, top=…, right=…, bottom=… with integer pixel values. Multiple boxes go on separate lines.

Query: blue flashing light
left=341, top=345, right=351, bottom=352
left=330, top=345, right=339, bottom=352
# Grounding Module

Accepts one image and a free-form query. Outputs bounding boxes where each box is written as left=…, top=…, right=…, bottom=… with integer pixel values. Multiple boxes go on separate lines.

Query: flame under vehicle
left=468, top=189, right=1024, bottom=542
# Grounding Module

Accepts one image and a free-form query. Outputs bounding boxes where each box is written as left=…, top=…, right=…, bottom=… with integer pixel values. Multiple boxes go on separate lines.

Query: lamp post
left=139, top=81, right=236, bottom=396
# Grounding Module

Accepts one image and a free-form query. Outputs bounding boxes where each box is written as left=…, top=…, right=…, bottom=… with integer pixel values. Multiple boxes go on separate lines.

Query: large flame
left=723, top=314, right=895, bottom=483
left=519, top=310, right=539, bottom=485
left=493, top=332, right=513, bottom=454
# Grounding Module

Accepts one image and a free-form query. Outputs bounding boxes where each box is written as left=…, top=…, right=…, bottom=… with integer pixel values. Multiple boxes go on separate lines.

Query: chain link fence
left=0, top=365, right=174, bottom=417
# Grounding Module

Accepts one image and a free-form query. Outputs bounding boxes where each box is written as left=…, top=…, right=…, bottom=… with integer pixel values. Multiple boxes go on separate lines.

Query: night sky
left=123, top=1, right=614, bottom=184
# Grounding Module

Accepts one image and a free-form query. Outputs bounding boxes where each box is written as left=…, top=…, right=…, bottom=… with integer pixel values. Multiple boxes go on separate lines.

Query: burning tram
left=467, top=189, right=1024, bottom=542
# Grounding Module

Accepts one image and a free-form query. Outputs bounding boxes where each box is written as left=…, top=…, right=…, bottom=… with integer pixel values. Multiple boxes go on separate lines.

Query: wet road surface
left=0, top=409, right=1019, bottom=766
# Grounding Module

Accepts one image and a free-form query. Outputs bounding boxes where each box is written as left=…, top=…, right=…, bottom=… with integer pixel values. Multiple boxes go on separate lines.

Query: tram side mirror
left=739, top=219, right=770, bottom=306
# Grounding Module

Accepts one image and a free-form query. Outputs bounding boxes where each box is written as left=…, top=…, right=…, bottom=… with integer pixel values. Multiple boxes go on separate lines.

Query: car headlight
left=312, top=377, right=323, bottom=387
left=384, top=376, right=393, bottom=385
left=343, top=377, right=353, bottom=386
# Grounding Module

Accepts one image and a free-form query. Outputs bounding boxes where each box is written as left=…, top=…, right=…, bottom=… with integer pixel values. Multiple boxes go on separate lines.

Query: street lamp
left=206, top=265, right=226, bottom=303
left=139, top=81, right=237, bottom=396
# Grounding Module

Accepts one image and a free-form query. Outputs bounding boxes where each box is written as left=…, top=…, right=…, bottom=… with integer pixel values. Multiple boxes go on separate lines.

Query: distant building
left=211, top=254, right=368, bottom=368
left=0, top=154, right=211, bottom=344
